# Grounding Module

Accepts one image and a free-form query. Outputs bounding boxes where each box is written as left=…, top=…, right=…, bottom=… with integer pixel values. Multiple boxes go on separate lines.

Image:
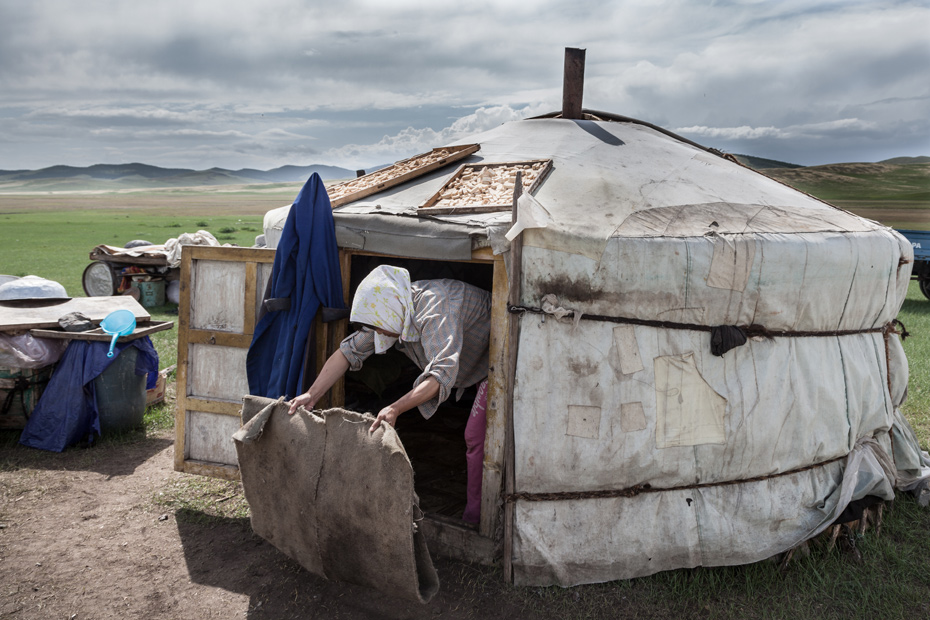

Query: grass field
left=0, top=210, right=265, bottom=295
left=1, top=178, right=929, bottom=619
left=899, top=282, right=930, bottom=448
left=828, top=204, right=930, bottom=230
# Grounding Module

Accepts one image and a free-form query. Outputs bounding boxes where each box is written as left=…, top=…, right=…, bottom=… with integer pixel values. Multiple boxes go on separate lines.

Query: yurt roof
left=331, top=112, right=883, bottom=261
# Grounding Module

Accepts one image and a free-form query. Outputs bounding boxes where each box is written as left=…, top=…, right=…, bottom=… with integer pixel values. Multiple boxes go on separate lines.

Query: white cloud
left=27, top=106, right=197, bottom=122
left=256, top=128, right=315, bottom=141
left=140, top=128, right=251, bottom=139
left=0, top=1, right=927, bottom=168
left=675, top=125, right=785, bottom=140
left=323, top=103, right=548, bottom=168
left=675, top=118, right=879, bottom=142
left=792, top=118, right=878, bottom=136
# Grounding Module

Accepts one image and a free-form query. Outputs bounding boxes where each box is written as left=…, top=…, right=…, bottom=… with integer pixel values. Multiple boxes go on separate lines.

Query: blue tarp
left=246, top=173, right=345, bottom=399
left=19, top=337, right=158, bottom=452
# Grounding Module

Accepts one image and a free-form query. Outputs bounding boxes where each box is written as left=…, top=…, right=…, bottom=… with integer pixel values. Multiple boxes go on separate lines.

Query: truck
left=898, top=229, right=930, bottom=300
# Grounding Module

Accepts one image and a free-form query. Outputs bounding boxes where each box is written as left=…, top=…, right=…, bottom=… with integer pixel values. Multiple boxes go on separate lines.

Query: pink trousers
left=462, top=379, right=488, bottom=525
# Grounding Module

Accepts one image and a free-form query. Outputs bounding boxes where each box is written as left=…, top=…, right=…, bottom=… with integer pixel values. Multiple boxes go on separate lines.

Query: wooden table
left=0, top=296, right=150, bottom=333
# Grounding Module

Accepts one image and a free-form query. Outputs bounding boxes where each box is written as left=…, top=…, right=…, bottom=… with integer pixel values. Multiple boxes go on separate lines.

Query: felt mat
left=234, top=395, right=439, bottom=603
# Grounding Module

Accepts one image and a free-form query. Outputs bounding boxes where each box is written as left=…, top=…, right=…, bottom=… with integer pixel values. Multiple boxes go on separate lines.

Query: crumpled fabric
left=59, top=311, right=95, bottom=333
left=541, top=294, right=583, bottom=331
left=164, top=230, right=220, bottom=268
left=808, top=436, right=897, bottom=540
left=18, top=337, right=159, bottom=452
left=710, top=325, right=748, bottom=356
left=891, top=407, right=930, bottom=503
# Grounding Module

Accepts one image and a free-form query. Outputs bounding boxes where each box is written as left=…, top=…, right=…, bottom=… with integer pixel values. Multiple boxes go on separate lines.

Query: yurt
left=186, top=52, right=929, bottom=595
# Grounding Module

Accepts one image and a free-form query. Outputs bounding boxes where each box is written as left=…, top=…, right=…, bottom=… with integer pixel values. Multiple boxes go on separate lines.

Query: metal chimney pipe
left=562, top=47, right=586, bottom=119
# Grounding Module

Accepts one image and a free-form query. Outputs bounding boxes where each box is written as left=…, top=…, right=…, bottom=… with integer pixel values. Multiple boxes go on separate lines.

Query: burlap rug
left=234, top=395, right=439, bottom=603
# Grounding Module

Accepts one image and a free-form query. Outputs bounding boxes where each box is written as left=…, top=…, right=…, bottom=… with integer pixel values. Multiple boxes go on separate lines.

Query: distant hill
left=2, top=157, right=926, bottom=205
left=879, top=156, right=930, bottom=165
left=731, top=154, right=802, bottom=170
left=757, top=161, right=930, bottom=204
left=0, top=162, right=355, bottom=192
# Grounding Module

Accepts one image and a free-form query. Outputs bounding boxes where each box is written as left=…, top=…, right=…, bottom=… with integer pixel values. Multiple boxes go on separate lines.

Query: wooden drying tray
left=29, top=320, right=174, bottom=343
left=328, top=144, right=480, bottom=208
left=418, top=159, right=553, bottom=216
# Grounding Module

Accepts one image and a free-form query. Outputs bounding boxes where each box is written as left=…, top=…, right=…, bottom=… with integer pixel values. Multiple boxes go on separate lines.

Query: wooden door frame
left=174, top=245, right=275, bottom=480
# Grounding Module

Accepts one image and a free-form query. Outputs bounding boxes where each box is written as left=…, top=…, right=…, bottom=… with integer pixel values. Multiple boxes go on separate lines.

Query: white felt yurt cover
left=274, top=116, right=924, bottom=586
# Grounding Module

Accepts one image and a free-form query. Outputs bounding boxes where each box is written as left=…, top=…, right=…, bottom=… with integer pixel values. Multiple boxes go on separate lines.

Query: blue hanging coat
left=19, top=337, right=159, bottom=452
left=246, top=173, right=345, bottom=399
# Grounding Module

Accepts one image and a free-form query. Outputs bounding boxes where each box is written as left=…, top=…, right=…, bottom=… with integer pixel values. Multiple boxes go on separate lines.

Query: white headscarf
left=350, top=265, right=419, bottom=353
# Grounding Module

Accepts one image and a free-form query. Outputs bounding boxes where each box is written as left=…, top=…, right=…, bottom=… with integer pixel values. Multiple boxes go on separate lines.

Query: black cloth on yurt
left=710, top=325, right=748, bottom=357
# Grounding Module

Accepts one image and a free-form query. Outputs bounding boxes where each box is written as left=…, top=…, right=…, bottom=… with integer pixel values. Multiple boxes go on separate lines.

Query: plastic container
left=137, top=280, right=166, bottom=307
left=93, top=347, right=146, bottom=433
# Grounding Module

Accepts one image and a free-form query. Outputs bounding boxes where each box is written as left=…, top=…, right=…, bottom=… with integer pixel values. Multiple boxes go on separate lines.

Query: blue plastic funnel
left=101, top=309, right=137, bottom=358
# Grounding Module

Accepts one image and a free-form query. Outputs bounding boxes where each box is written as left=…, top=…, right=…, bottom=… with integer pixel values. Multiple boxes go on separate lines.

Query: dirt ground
left=2, top=411, right=929, bottom=620
left=3, top=426, right=617, bottom=620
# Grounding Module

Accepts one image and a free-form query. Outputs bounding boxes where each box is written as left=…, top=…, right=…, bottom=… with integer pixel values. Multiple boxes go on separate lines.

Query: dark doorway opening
left=342, top=255, right=493, bottom=522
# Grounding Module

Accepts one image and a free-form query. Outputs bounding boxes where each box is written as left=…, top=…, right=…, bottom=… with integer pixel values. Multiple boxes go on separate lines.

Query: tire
left=82, top=261, right=118, bottom=297
left=920, top=277, right=930, bottom=301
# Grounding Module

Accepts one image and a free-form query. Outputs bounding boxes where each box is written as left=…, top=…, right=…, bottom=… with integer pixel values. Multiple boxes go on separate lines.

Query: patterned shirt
left=340, top=279, right=491, bottom=419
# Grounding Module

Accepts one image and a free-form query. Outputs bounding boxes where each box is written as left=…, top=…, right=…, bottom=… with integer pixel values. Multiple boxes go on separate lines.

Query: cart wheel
left=920, top=277, right=930, bottom=301
left=82, top=261, right=118, bottom=296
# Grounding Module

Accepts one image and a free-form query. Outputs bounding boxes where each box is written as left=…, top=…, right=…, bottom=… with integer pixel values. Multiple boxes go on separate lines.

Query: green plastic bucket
left=136, top=280, right=165, bottom=307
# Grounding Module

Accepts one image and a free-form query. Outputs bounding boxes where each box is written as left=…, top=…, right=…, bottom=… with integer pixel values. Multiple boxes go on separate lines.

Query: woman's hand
left=286, top=350, right=351, bottom=415
left=288, top=390, right=316, bottom=415
left=368, top=377, right=440, bottom=433
left=369, top=405, right=401, bottom=433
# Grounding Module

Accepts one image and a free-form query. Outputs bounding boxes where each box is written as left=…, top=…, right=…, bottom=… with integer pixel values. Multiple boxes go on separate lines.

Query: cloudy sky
left=1, top=0, right=928, bottom=171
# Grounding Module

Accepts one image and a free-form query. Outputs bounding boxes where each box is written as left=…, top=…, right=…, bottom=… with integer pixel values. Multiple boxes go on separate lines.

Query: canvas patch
left=654, top=353, right=727, bottom=448
left=567, top=405, right=602, bottom=439
left=620, top=402, right=647, bottom=433
left=706, top=236, right=755, bottom=292
left=612, top=325, right=644, bottom=375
